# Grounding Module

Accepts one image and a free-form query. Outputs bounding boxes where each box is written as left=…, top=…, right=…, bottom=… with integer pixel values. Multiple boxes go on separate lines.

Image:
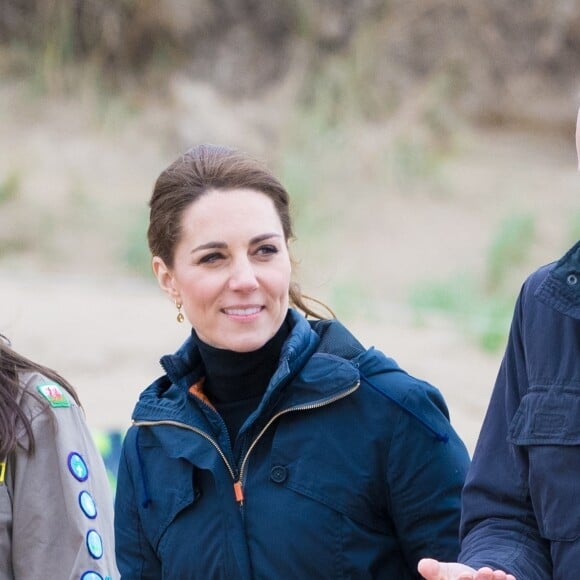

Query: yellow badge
left=0, top=461, right=6, bottom=484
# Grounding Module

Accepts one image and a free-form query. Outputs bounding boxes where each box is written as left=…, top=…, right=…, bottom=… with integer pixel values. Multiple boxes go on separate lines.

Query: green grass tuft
left=409, top=212, right=537, bottom=353
left=0, top=171, right=22, bottom=204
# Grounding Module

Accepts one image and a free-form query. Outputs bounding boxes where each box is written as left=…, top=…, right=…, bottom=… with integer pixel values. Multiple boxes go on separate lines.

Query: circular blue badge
left=67, top=452, right=89, bottom=482
left=80, top=572, right=103, bottom=580
left=79, top=491, right=98, bottom=519
left=86, top=529, right=104, bottom=559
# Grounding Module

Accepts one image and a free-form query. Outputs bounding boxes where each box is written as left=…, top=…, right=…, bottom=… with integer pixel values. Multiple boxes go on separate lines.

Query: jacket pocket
left=270, top=417, right=389, bottom=535
left=508, top=390, right=580, bottom=541
left=267, top=435, right=395, bottom=579
left=136, top=443, right=198, bottom=550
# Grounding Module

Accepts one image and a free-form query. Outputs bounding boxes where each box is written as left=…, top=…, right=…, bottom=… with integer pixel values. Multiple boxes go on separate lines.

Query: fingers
left=417, top=558, right=477, bottom=579
left=417, top=559, right=516, bottom=580
left=418, top=558, right=442, bottom=579
left=473, top=567, right=516, bottom=580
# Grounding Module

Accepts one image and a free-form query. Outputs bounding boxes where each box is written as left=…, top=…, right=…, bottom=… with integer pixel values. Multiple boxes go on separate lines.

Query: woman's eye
left=256, top=245, right=278, bottom=256
left=198, top=252, right=224, bottom=264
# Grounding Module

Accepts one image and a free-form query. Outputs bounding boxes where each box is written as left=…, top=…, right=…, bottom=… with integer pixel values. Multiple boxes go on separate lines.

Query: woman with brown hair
left=114, top=144, right=470, bottom=579
left=0, top=336, right=118, bottom=580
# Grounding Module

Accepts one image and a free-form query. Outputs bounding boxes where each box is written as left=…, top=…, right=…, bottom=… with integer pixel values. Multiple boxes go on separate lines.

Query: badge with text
left=37, top=383, right=71, bottom=408
left=0, top=461, right=5, bottom=484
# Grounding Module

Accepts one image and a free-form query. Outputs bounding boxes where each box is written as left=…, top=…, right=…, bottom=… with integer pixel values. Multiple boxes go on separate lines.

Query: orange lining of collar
left=188, top=377, right=216, bottom=410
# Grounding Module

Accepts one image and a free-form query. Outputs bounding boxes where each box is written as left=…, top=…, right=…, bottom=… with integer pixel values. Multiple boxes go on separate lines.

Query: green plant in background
left=93, top=429, right=124, bottom=495
left=388, top=137, right=447, bottom=192
left=485, top=212, right=535, bottom=292
left=280, top=151, right=315, bottom=220
left=67, top=179, right=103, bottom=222
left=29, top=1, right=78, bottom=95
left=280, top=149, right=335, bottom=249
left=409, top=212, right=537, bottom=353
left=0, top=171, right=21, bottom=204
left=410, top=272, right=474, bottom=318
left=278, top=95, right=347, bottom=250
left=330, top=280, right=372, bottom=321
left=123, top=209, right=152, bottom=277
left=569, top=211, right=580, bottom=244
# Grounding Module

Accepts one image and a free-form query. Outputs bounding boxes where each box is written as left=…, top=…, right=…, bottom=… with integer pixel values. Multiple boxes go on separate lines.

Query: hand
left=418, top=559, right=476, bottom=579
left=418, top=558, right=516, bottom=580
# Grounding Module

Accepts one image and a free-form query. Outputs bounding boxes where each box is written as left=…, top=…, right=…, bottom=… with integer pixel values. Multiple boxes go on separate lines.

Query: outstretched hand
left=418, top=558, right=516, bottom=580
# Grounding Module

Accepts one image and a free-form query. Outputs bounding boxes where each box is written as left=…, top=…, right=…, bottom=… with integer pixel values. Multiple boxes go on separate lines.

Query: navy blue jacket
left=115, top=311, right=469, bottom=579
left=460, top=241, right=580, bottom=578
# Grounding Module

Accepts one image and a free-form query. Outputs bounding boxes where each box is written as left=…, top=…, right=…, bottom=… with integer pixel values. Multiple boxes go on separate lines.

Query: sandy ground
left=1, top=271, right=501, bottom=454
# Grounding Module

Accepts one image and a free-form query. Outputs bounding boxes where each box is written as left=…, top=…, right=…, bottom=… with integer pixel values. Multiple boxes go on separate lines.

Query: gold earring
left=176, top=302, right=184, bottom=323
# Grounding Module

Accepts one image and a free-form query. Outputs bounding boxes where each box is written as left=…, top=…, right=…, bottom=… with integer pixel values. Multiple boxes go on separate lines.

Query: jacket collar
left=535, top=240, right=580, bottom=319
left=132, top=310, right=361, bottom=429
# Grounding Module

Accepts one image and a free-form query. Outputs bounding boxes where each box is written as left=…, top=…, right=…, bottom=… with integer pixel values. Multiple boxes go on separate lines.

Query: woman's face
left=153, top=188, right=292, bottom=352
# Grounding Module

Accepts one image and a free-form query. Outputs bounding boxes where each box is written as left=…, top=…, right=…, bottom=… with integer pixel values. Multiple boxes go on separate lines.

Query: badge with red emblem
left=37, top=383, right=71, bottom=408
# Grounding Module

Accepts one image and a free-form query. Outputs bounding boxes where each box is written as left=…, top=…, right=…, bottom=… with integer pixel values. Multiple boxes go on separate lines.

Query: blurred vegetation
left=410, top=212, right=537, bottom=353
left=0, top=170, right=28, bottom=256
left=2, top=0, right=579, bottom=127
left=486, top=214, right=536, bottom=293
left=123, top=208, right=152, bottom=277
left=570, top=211, right=580, bottom=244
left=93, top=429, right=124, bottom=494
left=0, top=170, right=21, bottom=204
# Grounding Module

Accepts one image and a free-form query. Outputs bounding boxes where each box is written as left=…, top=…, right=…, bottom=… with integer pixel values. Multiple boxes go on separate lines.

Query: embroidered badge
left=80, top=572, right=103, bottom=580
left=67, top=452, right=89, bottom=482
left=86, top=529, right=104, bottom=559
left=79, top=490, right=98, bottom=519
left=0, top=461, right=5, bottom=484
left=36, top=383, right=70, bottom=408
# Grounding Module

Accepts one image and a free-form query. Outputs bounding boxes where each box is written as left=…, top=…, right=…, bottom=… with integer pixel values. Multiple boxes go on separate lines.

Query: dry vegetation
left=2, top=0, right=580, bottom=121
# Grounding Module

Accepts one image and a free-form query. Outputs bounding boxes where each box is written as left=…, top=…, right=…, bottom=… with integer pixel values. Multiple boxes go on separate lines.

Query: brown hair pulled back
left=147, top=144, right=331, bottom=319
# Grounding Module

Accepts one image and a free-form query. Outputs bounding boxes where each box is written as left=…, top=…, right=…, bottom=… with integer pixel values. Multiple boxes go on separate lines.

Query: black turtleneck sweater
left=191, top=314, right=291, bottom=448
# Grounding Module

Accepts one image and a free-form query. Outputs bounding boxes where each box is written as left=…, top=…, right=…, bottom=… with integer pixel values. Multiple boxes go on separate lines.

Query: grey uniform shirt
left=0, top=372, right=119, bottom=580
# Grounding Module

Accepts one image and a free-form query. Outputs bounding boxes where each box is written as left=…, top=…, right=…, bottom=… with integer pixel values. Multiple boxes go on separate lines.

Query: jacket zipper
left=237, top=380, right=360, bottom=504
left=133, top=380, right=360, bottom=507
left=131, top=419, right=237, bottom=483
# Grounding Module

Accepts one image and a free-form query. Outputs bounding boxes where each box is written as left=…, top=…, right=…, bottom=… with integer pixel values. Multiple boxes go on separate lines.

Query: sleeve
left=10, top=391, right=119, bottom=579
left=386, top=380, right=471, bottom=571
left=114, top=428, right=162, bottom=579
left=458, top=288, right=552, bottom=578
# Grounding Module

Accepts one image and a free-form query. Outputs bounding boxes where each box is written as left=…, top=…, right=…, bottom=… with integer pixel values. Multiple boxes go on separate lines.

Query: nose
left=228, top=257, right=259, bottom=291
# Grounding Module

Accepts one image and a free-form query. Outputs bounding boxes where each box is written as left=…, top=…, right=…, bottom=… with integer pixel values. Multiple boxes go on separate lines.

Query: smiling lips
left=223, top=306, right=263, bottom=318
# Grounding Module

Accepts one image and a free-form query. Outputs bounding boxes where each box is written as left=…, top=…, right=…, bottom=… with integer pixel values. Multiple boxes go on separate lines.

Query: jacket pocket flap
left=136, top=444, right=197, bottom=548
left=508, top=391, right=580, bottom=445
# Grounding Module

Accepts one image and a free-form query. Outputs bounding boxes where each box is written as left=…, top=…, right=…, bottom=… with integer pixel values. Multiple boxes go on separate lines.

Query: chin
left=224, top=334, right=270, bottom=353
left=229, top=342, right=266, bottom=353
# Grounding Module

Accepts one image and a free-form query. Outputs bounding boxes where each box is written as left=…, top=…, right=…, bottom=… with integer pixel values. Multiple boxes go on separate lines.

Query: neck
left=192, top=314, right=291, bottom=404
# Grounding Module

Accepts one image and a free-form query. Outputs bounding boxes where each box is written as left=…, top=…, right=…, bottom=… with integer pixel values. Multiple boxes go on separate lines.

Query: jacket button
left=567, top=273, right=578, bottom=286
left=270, top=465, right=288, bottom=483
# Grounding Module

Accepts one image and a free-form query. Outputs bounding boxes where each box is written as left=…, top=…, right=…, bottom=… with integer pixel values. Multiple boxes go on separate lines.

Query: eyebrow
left=191, top=233, right=283, bottom=254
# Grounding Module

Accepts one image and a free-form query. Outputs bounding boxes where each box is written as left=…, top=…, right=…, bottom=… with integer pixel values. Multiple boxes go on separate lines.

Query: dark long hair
left=148, top=144, right=333, bottom=319
left=0, top=336, right=81, bottom=457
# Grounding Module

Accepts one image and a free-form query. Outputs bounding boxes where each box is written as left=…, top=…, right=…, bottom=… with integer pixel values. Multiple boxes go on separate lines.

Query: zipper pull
left=233, top=481, right=244, bottom=504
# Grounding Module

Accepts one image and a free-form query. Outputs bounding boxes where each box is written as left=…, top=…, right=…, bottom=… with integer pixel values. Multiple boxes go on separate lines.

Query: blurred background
left=1, top=0, right=579, bottom=465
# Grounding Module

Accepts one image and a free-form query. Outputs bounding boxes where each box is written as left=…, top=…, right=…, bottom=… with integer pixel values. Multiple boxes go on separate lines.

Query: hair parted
left=147, top=143, right=333, bottom=320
